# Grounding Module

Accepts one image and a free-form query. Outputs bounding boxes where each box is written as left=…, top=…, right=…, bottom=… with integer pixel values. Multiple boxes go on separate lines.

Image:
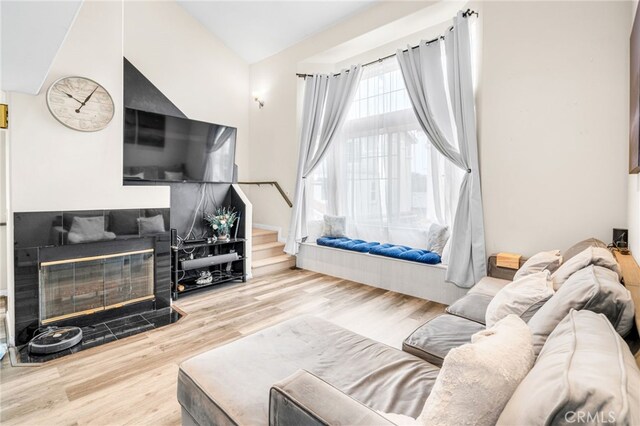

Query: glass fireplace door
left=39, top=249, right=154, bottom=324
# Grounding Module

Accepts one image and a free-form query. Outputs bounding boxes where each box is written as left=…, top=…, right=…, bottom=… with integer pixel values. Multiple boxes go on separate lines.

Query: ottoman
left=178, top=316, right=440, bottom=426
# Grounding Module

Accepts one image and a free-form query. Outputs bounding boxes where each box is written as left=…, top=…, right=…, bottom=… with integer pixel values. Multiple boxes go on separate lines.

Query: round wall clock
left=46, top=76, right=115, bottom=132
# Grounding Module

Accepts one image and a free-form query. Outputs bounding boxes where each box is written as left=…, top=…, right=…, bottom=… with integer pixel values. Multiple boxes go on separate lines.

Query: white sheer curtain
left=306, top=59, right=463, bottom=248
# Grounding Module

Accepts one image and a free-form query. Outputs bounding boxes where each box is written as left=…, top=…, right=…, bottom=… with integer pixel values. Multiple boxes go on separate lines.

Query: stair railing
left=238, top=181, right=293, bottom=208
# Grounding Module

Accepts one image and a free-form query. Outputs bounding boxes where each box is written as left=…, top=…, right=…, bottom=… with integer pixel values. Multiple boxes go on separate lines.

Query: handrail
left=238, top=181, right=293, bottom=208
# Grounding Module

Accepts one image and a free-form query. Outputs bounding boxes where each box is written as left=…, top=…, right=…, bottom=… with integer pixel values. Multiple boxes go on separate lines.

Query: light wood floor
left=0, top=268, right=445, bottom=425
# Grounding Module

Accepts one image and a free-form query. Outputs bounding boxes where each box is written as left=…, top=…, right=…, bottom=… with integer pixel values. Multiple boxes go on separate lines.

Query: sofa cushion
left=498, top=310, right=640, bottom=426
left=562, top=237, right=607, bottom=262
left=402, top=314, right=484, bottom=367
left=551, top=246, right=620, bottom=290
left=418, top=315, right=534, bottom=426
left=178, top=316, right=440, bottom=426
left=445, top=293, right=494, bottom=324
left=485, top=271, right=554, bottom=327
left=513, top=250, right=562, bottom=280
left=467, top=276, right=511, bottom=298
left=528, top=265, right=634, bottom=356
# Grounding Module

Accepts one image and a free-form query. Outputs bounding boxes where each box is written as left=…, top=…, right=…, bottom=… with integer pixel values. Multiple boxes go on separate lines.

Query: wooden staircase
left=251, top=228, right=295, bottom=277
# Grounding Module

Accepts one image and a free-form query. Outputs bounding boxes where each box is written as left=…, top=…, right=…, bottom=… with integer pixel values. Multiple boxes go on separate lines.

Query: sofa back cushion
left=528, top=265, right=634, bottom=356
left=485, top=271, right=554, bottom=327
left=562, top=237, right=607, bottom=262
left=498, top=310, right=640, bottom=426
left=513, top=250, right=562, bottom=280
left=551, top=246, right=620, bottom=290
left=417, top=315, right=534, bottom=426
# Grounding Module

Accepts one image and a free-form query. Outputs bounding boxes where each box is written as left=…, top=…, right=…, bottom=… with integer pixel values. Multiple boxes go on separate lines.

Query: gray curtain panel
left=396, top=11, right=486, bottom=288
left=285, top=65, right=362, bottom=255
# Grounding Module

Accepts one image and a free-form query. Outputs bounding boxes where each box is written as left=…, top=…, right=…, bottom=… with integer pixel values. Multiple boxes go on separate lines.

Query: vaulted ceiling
left=176, top=1, right=378, bottom=64
left=1, top=0, right=82, bottom=94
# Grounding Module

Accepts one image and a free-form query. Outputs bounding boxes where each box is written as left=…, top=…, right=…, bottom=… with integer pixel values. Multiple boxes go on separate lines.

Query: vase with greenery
left=204, top=207, right=238, bottom=241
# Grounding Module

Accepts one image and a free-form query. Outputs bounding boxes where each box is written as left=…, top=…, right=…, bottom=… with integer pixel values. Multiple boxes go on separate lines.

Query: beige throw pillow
left=550, top=246, right=620, bottom=290
left=513, top=250, right=562, bottom=280
left=485, top=271, right=554, bottom=327
left=416, top=315, right=534, bottom=426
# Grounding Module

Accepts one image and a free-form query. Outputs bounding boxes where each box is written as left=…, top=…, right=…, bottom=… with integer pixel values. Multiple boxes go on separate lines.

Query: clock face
left=46, top=76, right=115, bottom=132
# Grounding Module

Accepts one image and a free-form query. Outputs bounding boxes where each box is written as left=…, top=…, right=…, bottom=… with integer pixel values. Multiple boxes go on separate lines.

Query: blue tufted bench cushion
left=316, top=237, right=441, bottom=264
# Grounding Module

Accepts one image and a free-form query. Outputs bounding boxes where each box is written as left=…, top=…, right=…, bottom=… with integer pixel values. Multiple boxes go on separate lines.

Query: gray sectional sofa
left=177, top=239, right=640, bottom=426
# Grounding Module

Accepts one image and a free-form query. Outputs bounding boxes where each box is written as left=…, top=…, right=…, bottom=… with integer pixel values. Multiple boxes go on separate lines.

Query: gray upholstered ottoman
left=177, top=316, right=440, bottom=426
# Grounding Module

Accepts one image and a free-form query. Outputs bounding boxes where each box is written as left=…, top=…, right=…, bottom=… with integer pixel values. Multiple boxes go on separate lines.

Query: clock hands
left=60, top=90, right=84, bottom=104
left=75, top=86, right=99, bottom=113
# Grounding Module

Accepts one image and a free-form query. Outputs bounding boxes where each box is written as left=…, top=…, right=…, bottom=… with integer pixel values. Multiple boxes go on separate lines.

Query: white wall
left=249, top=0, right=631, bottom=257
left=479, top=1, right=630, bottom=255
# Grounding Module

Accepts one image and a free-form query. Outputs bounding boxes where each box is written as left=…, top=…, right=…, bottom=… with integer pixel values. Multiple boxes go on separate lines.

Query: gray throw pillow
left=322, top=215, right=346, bottom=238
left=164, top=170, right=184, bottom=181
left=138, top=214, right=166, bottom=235
left=68, top=216, right=116, bottom=243
left=498, top=310, right=640, bottom=426
left=528, top=265, right=634, bottom=356
left=425, top=223, right=449, bottom=256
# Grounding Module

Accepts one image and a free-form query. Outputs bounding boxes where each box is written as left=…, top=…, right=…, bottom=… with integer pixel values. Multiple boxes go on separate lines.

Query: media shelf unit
left=171, top=238, right=246, bottom=300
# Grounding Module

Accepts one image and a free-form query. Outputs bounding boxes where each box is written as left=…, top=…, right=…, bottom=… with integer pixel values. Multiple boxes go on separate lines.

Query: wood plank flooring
left=0, top=268, right=445, bottom=425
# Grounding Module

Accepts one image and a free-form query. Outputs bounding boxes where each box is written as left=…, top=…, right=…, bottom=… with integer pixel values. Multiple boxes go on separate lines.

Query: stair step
left=252, top=255, right=296, bottom=277
left=252, top=228, right=278, bottom=245
left=252, top=241, right=285, bottom=260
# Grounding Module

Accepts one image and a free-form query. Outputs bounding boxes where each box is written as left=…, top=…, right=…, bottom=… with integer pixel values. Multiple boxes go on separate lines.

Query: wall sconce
left=253, top=96, right=264, bottom=109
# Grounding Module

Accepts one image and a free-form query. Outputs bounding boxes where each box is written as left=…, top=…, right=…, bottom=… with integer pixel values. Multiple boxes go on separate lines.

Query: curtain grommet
left=466, top=168, right=472, bottom=173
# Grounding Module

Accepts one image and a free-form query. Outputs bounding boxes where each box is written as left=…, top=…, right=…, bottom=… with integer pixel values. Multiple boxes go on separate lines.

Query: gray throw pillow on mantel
left=68, top=216, right=116, bottom=244
left=138, top=214, right=166, bottom=235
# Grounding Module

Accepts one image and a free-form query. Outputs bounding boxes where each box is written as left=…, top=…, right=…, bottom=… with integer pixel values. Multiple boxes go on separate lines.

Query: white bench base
left=297, top=243, right=468, bottom=305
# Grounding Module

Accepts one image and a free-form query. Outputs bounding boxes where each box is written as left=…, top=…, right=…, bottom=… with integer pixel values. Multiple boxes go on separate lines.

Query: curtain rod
left=296, top=9, right=478, bottom=79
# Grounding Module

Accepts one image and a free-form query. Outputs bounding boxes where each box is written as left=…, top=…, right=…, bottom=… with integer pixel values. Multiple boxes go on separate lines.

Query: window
left=307, top=59, right=463, bottom=248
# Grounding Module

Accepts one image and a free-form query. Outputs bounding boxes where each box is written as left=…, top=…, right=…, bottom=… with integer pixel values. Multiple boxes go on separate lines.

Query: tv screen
left=123, top=108, right=237, bottom=182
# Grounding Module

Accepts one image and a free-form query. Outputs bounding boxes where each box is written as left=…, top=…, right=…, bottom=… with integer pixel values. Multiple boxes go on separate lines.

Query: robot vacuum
left=28, top=326, right=83, bottom=355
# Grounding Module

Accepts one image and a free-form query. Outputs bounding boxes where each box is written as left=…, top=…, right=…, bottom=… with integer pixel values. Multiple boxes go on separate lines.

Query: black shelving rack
left=171, top=238, right=246, bottom=300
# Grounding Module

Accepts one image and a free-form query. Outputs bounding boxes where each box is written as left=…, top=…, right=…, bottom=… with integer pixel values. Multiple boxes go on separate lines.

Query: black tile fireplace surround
left=13, top=208, right=173, bottom=348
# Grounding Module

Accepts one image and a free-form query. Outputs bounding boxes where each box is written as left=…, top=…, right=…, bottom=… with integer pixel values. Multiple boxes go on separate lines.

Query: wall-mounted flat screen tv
left=123, top=108, right=237, bottom=182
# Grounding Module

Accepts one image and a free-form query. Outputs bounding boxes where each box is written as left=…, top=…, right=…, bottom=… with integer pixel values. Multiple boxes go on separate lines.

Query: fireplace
left=39, top=249, right=155, bottom=324
left=14, top=208, right=175, bottom=352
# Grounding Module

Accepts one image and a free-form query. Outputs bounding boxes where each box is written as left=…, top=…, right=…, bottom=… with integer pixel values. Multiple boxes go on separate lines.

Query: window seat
left=297, top=241, right=467, bottom=305
left=317, top=237, right=442, bottom=265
